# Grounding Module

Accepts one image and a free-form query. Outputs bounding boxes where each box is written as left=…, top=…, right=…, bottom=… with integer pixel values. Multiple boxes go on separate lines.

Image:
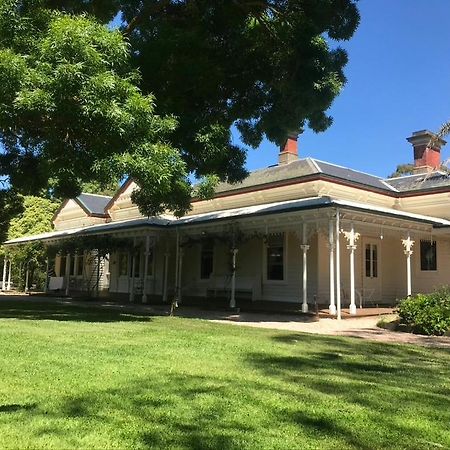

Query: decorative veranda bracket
left=342, top=228, right=360, bottom=250
left=402, top=235, right=415, bottom=256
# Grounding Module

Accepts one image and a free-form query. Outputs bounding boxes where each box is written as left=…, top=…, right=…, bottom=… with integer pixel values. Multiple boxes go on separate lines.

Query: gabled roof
left=52, top=193, right=112, bottom=223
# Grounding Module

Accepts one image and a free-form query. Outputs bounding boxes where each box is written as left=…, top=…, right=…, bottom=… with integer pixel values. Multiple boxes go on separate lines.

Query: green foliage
left=80, top=179, right=120, bottom=196
left=46, top=235, right=130, bottom=259
left=0, top=2, right=191, bottom=238
left=397, top=286, right=450, bottom=336
left=388, top=164, right=415, bottom=178
left=7, top=195, right=58, bottom=240
left=0, top=1, right=360, bottom=237
left=2, top=195, right=58, bottom=290
left=0, top=189, right=23, bottom=243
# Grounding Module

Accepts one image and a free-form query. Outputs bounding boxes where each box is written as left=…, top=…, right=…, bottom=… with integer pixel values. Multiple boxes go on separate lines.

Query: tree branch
left=122, top=0, right=172, bottom=36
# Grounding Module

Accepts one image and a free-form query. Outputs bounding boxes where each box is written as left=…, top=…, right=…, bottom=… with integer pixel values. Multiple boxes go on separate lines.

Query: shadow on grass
left=0, top=403, right=37, bottom=413
left=0, top=300, right=152, bottom=323
left=13, top=370, right=450, bottom=450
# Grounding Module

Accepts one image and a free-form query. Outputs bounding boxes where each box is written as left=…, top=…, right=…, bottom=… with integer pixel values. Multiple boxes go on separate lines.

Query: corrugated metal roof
left=6, top=196, right=450, bottom=245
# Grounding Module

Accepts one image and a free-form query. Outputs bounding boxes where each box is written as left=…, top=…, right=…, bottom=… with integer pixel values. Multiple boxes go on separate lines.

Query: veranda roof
left=5, top=196, right=450, bottom=246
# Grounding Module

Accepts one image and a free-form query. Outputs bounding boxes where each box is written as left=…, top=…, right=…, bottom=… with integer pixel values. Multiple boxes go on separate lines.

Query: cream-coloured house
left=4, top=130, right=450, bottom=318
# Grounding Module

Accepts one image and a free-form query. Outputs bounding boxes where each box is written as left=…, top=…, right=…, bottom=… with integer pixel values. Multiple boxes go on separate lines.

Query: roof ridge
left=306, top=157, right=322, bottom=173
left=313, top=158, right=383, bottom=180
left=79, top=192, right=113, bottom=198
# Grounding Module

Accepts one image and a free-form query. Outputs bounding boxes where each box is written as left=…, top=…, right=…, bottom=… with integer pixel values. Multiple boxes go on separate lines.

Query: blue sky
left=241, top=0, right=450, bottom=178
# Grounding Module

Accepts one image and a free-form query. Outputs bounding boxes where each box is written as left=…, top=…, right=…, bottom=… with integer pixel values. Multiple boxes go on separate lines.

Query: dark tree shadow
left=0, top=300, right=153, bottom=323
left=0, top=403, right=37, bottom=413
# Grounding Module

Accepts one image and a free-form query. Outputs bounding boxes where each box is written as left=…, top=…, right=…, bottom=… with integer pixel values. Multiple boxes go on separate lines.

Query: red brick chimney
left=279, top=133, right=299, bottom=165
left=407, top=130, right=446, bottom=172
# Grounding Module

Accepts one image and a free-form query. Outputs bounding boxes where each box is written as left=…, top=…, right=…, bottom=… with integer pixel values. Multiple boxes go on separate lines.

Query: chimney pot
left=279, top=132, right=299, bottom=165
left=407, top=130, right=446, bottom=172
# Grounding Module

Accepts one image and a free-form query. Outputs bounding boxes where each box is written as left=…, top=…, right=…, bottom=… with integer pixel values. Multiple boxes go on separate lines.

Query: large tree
left=0, top=0, right=360, bottom=237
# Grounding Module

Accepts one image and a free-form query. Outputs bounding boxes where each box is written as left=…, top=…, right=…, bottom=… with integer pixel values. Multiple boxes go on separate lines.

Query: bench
left=206, top=274, right=261, bottom=301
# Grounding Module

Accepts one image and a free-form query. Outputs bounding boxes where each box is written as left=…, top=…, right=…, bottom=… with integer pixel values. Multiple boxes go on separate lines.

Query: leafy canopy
left=0, top=0, right=360, bottom=236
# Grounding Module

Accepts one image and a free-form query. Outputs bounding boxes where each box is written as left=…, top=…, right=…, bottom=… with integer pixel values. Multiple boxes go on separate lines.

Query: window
left=421, top=240, right=437, bottom=271
left=266, top=234, right=284, bottom=281
left=365, top=244, right=378, bottom=278
left=118, top=253, right=128, bottom=276
left=59, top=255, right=66, bottom=277
left=76, top=255, right=84, bottom=277
left=69, top=255, right=75, bottom=276
left=200, top=241, right=214, bottom=279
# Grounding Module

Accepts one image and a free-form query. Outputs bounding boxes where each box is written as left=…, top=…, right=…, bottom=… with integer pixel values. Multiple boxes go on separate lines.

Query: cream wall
left=108, top=237, right=168, bottom=296
left=53, top=199, right=107, bottom=231
left=179, top=231, right=318, bottom=304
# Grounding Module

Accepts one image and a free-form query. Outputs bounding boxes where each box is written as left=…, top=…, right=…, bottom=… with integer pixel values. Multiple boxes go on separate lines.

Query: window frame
left=199, top=241, right=214, bottom=280
left=420, top=240, right=437, bottom=272
left=263, top=232, right=287, bottom=283
left=364, top=243, right=378, bottom=279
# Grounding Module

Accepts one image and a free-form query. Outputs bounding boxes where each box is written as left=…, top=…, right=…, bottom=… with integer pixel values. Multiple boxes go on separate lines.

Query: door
left=362, top=239, right=381, bottom=304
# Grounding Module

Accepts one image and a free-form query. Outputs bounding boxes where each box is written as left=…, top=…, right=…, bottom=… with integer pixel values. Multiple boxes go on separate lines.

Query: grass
left=0, top=300, right=449, bottom=449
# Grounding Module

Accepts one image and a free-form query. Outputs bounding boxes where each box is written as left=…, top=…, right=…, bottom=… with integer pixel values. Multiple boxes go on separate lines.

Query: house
left=4, top=130, right=450, bottom=318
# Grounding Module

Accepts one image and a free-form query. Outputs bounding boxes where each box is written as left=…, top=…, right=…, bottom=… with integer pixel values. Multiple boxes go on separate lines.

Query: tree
left=0, top=1, right=360, bottom=238
left=80, top=179, right=121, bottom=197
left=0, top=2, right=191, bottom=226
left=2, top=195, right=58, bottom=290
left=388, top=163, right=415, bottom=178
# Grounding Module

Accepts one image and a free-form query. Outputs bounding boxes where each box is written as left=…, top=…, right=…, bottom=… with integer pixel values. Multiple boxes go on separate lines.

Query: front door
left=362, top=238, right=381, bottom=304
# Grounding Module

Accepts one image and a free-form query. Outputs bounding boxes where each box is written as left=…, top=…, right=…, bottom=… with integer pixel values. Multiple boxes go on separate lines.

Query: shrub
left=397, top=286, right=450, bottom=336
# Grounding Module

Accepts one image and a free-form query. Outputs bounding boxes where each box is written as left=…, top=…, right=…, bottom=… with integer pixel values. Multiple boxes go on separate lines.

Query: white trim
left=263, top=231, right=288, bottom=284
left=307, top=157, right=322, bottom=173
left=6, top=196, right=450, bottom=247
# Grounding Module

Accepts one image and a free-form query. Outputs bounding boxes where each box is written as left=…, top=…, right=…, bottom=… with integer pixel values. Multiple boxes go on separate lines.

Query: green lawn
left=0, top=300, right=449, bottom=449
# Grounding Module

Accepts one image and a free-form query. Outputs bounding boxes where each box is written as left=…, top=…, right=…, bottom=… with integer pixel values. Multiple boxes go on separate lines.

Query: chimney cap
left=406, top=130, right=447, bottom=148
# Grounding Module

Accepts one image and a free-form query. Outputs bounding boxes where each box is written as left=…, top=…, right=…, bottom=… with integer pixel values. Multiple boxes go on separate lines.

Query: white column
left=402, top=235, right=415, bottom=297
left=162, top=251, right=170, bottom=303
left=96, top=252, right=101, bottom=297
left=344, top=224, right=360, bottom=316
left=2, top=258, right=6, bottom=291
left=230, top=248, right=238, bottom=309
left=65, top=253, right=71, bottom=296
left=300, top=223, right=309, bottom=313
left=7, top=259, right=12, bottom=291
left=177, top=247, right=184, bottom=304
left=129, top=239, right=136, bottom=303
left=328, top=220, right=336, bottom=315
left=335, top=210, right=342, bottom=320
left=44, top=258, right=49, bottom=293
left=142, top=235, right=150, bottom=304
left=174, top=231, right=180, bottom=303
left=24, top=262, right=30, bottom=294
